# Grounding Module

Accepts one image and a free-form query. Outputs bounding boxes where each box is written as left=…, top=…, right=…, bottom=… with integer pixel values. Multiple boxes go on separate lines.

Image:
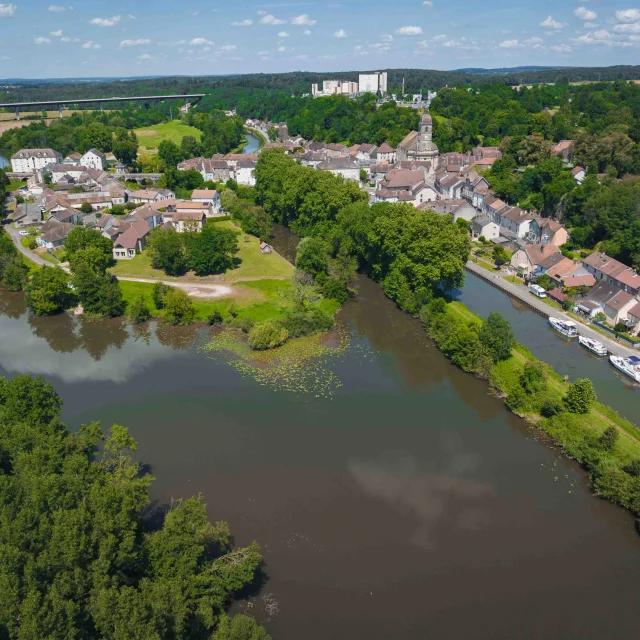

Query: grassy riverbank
left=442, top=299, right=640, bottom=519
left=134, top=121, right=202, bottom=150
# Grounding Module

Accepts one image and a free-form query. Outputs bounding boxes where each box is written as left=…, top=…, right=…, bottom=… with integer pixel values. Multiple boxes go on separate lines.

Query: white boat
left=578, top=335, right=608, bottom=356
left=549, top=317, right=578, bottom=338
left=609, top=355, right=640, bottom=383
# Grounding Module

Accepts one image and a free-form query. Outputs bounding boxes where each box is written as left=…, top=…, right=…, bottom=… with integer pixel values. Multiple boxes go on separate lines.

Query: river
left=0, top=271, right=640, bottom=638
left=243, top=131, right=261, bottom=154
left=0, top=153, right=8, bottom=169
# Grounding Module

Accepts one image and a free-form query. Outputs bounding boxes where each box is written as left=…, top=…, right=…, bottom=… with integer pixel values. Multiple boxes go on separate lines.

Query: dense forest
left=0, top=373, right=271, bottom=639
left=3, top=65, right=640, bottom=105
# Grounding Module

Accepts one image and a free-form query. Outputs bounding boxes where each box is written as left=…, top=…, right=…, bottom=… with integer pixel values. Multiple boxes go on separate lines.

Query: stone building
left=397, top=113, right=439, bottom=169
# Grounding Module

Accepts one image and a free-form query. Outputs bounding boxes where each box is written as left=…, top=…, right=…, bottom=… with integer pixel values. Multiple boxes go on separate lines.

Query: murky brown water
left=0, top=273, right=639, bottom=639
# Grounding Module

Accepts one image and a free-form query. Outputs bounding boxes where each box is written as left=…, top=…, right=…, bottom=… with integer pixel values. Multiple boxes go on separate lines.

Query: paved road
left=7, top=225, right=61, bottom=268
left=466, top=260, right=638, bottom=359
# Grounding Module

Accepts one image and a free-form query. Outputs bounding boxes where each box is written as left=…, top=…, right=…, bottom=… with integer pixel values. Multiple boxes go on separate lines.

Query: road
left=7, top=225, right=63, bottom=268
left=466, top=260, right=638, bottom=359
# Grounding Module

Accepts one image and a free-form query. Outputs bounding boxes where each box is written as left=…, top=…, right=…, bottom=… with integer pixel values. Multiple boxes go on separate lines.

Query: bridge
left=118, top=173, right=163, bottom=185
left=0, top=94, right=206, bottom=120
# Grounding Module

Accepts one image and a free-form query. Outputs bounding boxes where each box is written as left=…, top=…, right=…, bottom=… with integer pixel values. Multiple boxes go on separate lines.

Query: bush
left=1, top=257, right=28, bottom=291
left=207, top=310, right=224, bottom=326
left=279, top=307, right=334, bottom=338
left=479, top=312, right=515, bottom=363
left=24, top=266, right=71, bottom=316
left=162, top=287, right=195, bottom=325
left=128, top=294, right=151, bottom=323
left=153, top=281, right=169, bottom=309
left=598, top=426, right=619, bottom=452
left=295, top=237, right=328, bottom=278
left=28, top=238, right=37, bottom=251
left=564, top=378, right=596, bottom=414
left=229, top=316, right=255, bottom=333
left=623, top=460, right=640, bottom=476
left=540, top=398, right=563, bottom=417
left=247, top=320, right=288, bottom=350
left=320, top=277, right=349, bottom=304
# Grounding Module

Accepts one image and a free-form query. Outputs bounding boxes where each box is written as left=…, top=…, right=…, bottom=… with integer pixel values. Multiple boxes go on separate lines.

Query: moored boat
left=578, top=335, right=608, bottom=356
left=609, top=355, right=640, bottom=383
left=549, top=317, right=578, bottom=338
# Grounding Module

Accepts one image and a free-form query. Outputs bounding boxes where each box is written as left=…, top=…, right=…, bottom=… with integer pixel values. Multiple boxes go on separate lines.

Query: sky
left=0, top=1, right=640, bottom=78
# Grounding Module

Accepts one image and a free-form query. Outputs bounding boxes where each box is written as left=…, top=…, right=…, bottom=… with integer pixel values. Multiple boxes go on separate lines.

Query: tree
left=359, top=168, right=367, bottom=182
left=128, top=294, right=151, bottom=323
left=162, top=287, right=195, bottom=325
left=478, top=312, right=515, bottom=363
left=295, top=236, right=328, bottom=278
left=148, top=228, right=188, bottom=276
left=1, top=258, right=28, bottom=291
left=158, top=139, right=184, bottom=168
left=564, top=378, right=596, bottom=414
left=598, top=426, right=619, bottom=452
left=187, top=224, right=239, bottom=276
left=153, top=281, right=169, bottom=309
left=24, top=266, right=71, bottom=315
left=72, top=264, right=125, bottom=317
left=80, top=202, right=93, bottom=214
left=247, top=320, right=288, bottom=350
left=180, top=134, right=201, bottom=158
left=112, top=129, right=138, bottom=166
left=0, top=169, right=9, bottom=223
left=69, top=245, right=112, bottom=275
left=65, top=226, right=113, bottom=265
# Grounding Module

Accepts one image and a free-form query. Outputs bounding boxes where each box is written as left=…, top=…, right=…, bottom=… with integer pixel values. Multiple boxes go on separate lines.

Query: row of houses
left=177, top=153, right=258, bottom=186
left=11, top=148, right=109, bottom=173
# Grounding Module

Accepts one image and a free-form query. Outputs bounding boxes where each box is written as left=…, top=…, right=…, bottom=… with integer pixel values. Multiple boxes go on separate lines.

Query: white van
left=529, top=283, right=547, bottom=299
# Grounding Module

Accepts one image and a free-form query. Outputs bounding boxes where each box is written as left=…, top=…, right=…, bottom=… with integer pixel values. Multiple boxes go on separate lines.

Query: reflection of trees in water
left=29, top=313, right=81, bottom=353
left=132, top=322, right=153, bottom=346
left=0, top=290, right=27, bottom=319
left=77, top=317, right=128, bottom=361
left=155, top=323, right=198, bottom=351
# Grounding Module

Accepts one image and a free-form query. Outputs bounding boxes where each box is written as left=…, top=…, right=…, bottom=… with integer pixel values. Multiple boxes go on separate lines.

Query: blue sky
left=1, top=1, right=639, bottom=78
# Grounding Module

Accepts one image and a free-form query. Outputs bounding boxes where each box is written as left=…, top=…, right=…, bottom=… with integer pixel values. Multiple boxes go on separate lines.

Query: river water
left=0, top=153, right=8, bottom=169
left=0, top=274, right=639, bottom=638
left=243, top=131, right=261, bottom=154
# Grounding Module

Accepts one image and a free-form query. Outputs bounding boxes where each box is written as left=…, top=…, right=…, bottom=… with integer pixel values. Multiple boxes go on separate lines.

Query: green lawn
left=111, top=221, right=293, bottom=281
left=6, top=180, right=27, bottom=192
left=134, top=121, right=202, bottom=150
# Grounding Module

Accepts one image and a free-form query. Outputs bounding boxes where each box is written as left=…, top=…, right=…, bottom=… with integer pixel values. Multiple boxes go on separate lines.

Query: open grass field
left=134, top=121, right=202, bottom=150
left=111, top=221, right=293, bottom=281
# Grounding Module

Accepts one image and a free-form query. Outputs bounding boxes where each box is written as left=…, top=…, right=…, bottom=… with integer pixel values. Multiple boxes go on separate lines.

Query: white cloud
left=574, top=30, right=619, bottom=46
left=231, top=19, right=252, bottom=27
left=291, top=14, right=315, bottom=26
left=432, top=34, right=448, bottom=42
left=260, top=14, right=287, bottom=25
left=0, top=3, right=17, bottom=18
left=499, top=39, right=519, bottom=48
left=48, top=5, right=70, bottom=12
left=128, top=14, right=136, bottom=20
left=120, top=38, right=151, bottom=47
left=613, top=22, right=640, bottom=34
left=60, top=36, right=78, bottom=42
left=523, top=36, right=544, bottom=45
left=50, top=29, right=63, bottom=37
left=257, top=10, right=267, bottom=16
left=423, top=0, right=433, bottom=5
left=551, top=44, right=572, bottom=53
left=334, top=28, right=348, bottom=38
left=277, top=45, right=291, bottom=52
left=381, top=33, right=394, bottom=42
left=396, top=25, right=423, bottom=36
left=220, top=44, right=237, bottom=51
left=137, top=53, right=152, bottom=61
left=540, top=16, right=565, bottom=30
left=90, top=15, right=121, bottom=27
left=257, top=50, right=268, bottom=56
left=615, top=9, right=640, bottom=24
left=34, top=37, right=51, bottom=44
left=584, top=22, right=599, bottom=29
left=303, top=29, right=311, bottom=35
left=278, top=31, right=290, bottom=37
left=189, top=38, right=214, bottom=46
left=574, top=7, right=597, bottom=22
left=295, top=54, right=309, bottom=60
left=82, top=40, right=100, bottom=49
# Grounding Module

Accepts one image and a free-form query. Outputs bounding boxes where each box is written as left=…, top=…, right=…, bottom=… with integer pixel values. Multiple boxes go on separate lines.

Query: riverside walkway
left=465, top=260, right=638, bottom=359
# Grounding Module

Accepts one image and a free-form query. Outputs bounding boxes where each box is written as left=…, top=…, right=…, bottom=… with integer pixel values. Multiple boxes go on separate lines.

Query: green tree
left=187, top=224, right=239, bottom=276
left=295, top=237, right=329, bottom=278
left=158, top=139, right=184, bottom=168
left=80, top=201, right=93, bottom=214
left=128, top=294, right=151, bottom=323
left=162, top=287, right=195, bottom=325
left=65, top=226, right=113, bottom=265
left=69, top=245, right=112, bottom=275
left=153, top=281, right=169, bottom=309
left=112, top=129, right=138, bottom=166
left=247, top=319, right=289, bottom=350
left=478, top=312, right=515, bottom=363
left=24, top=266, right=71, bottom=315
left=1, top=258, right=28, bottom=291
left=148, top=227, right=188, bottom=276
left=598, top=426, right=619, bottom=452
left=72, top=263, right=125, bottom=317
left=564, top=378, right=596, bottom=414
left=0, top=169, right=9, bottom=223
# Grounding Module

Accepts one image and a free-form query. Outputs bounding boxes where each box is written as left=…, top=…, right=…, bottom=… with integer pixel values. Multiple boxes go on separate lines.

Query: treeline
left=0, top=373, right=271, bottom=639
left=255, top=149, right=470, bottom=312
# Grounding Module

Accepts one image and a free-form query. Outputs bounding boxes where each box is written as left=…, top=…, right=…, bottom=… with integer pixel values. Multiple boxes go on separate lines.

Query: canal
left=0, top=278, right=639, bottom=639
left=243, top=131, right=262, bottom=154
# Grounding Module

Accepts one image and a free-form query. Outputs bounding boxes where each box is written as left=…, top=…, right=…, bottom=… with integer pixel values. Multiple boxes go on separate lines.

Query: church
left=397, top=113, right=440, bottom=169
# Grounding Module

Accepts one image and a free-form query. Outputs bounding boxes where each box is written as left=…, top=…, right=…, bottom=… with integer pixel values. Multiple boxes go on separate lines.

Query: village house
left=603, top=289, right=637, bottom=327
left=374, top=143, right=397, bottom=164
left=10, top=203, right=42, bottom=228
left=483, top=195, right=507, bottom=219
left=544, top=257, right=595, bottom=289
left=11, top=148, right=62, bottom=173
left=510, top=243, right=562, bottom=277
left=63, top=152, right=83, bottom=165
left=191, top=189, right=222, bottom=214
left=317, top=157, right=361, bottom=182
left=571, top=166, right=586, bottom=185
left=235, top=159, right=257, bottom=187
left=496, top=207, right=536, bottom=239
left=576, top=281, right=620, bottom=319
left=438, top=174, right=466, bottom=200
left=553, top=140, right=574, bottom=163
left=299, top=151, right=326, bottom=169
left=171, top=210, right=206, bottom=233
left=113, top=221, right=151, bottom=260
left=582, top=252, right=640, bottom=296
left=354, top=144, right=378, bottom=163
left=625, top=302, right=640, bottom=335
left=129, top=205, right=163, bottom=229
left=430, top=199, right=477, bottom=222
left=471, top=216, right=500, bottom=242
left=49, top=164, right=88, bottom=182
left=49, top=207, right=82, bottom=225
left=81, top=148, right=108, bottom=172
left=529, top=217, right=569, bottom=246
left=38, top=221, right=73, bottom=249
left=379, top=169, right=437, bottom=206
left=369, top=162, right=389, bottom=185
left=175, top=201, right=213, bottom=218
left=130, top=188, right=176, bottom=204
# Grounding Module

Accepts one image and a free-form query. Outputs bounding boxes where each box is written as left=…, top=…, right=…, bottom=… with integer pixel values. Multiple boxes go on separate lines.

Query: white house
left=235, top=159, right=257, bottom=186
left=11, top=149, right=62, bottom=173
left=375, top=143, right=397, bottom=163
left=571, top=166, right=586, bottom=185
left=130, top=188, right=175, bottom=204
left=471, top=216, right=500, bottom=241
left=317, top=157, right=361, bottom=182
left=81, top=148, right=108, bottom=171
left=50, top=164, right=88, bottom=183
left=191, top=189, right=222, bottom=214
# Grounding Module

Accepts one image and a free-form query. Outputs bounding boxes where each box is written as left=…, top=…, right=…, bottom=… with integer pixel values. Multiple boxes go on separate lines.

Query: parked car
left=19, top=230, right=30, bottom=236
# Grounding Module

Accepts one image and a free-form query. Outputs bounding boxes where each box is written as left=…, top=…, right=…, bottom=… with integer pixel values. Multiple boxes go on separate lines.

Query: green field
left=111, top=221, right=294, bottom=281
left=134, top=121, right=202, bottom=150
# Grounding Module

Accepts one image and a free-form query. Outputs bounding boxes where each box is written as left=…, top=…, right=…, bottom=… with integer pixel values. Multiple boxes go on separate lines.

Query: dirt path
left=117, top=276, right=236, bottom=298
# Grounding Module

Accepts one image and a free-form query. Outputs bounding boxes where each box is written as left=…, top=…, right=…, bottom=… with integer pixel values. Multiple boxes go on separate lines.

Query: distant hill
left=453, top=66, right=566, bottom=75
